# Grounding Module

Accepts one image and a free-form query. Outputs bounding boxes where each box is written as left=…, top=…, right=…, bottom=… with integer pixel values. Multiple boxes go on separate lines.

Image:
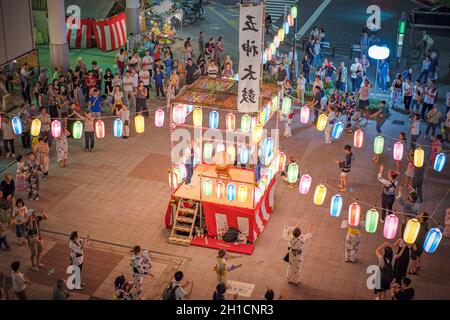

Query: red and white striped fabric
left=66, top=17, right=92, bottom=49
left=92, top=13, right=127, bottom=51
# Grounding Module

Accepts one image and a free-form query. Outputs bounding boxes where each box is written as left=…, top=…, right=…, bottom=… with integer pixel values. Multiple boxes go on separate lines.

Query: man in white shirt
left=350, top=58, right=361, bottom=93
left=122, top=71, right=136, bottom=108
left=11, top=261, right=30, bottom=300
left=411, top=80, right=423, bottom=114
left=402, top=77, right=413, bottom=113
left=419, top=31, right=434, bottom=55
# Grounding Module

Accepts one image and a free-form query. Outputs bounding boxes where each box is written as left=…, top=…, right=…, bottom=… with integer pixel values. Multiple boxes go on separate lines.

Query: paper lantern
left=203, top=179, right=212, bottom=197
left=314, top=184, right=327, bottom=205
left=204, top=142, right=213, bottom=159
left=262, top=51, right=267, bottom=64
left=271, top=96, right=278, bottom=112
left=238, top=185, right=248, bottom=203
left=383, top=214, right=398, bottom=240
left=226, top=145, right=236, bottom=163
left=264, top=105, right=270, bottom=123
left=373, top=135, right=384, bottom=155
left=226, top=113, right=235, bottom=131
left=414, top=147, right=424, bottom=167
left=95, top=120, right=105, bottom=139
left=51, top=120, right=62, bottom=138
left=216, top=181, right=225, bottom=199
left=331, top=121, right=344, bottom=139
left=348, top=202, right=361, bottom=227
left=270, top=42, right=276, bottom=55
left=434, top=153, right=446, bottom=172
left=393, top=141, right=404, bottom=161
left=239, top=146, right=249, bottom=164
left=291, top=6, right=297, bottom=18
left=276, top=152, right=287, bottom=172
left=316, top=114, right=327, bottom=131
left=353, top=129, right=364, bottom=148
left=263, top=138, right=273, bottom=158
left=186, top=104, right=193, bottom=113
left=259, top=110, right=266, bottom=126
left=287, top=14, right=294, bottom=27
left=287, top=163, right=299, bottom=184
left=281, top=97, right=292, bottom=115
left=113, top=118, right=123, bottom=137
left=173, top=166, right=183, bottom=184
left=299, top=174, right=312, bottom=195
left=173, top=105, right=186, bottom=124
left=330, top=194, right=343, bottom=217
left=365, top=209, right=379, bottom=233
left=278, top=28, right=284, bottom=42
left=241, top=114, right=251, bottom=133
left=274, top=35, right=280, bottom=48
left=266, top=169, right=273, bottom=182
left=227, top=183, right=236, bottom=201
left=254, top=187, right=262, bottom=203
left=135, top=114, right=145, bottom=133
left=193, top=107, right=202, bottom=127
left=169, top=172, right=178, bottom=189
left=252, top=123, right=263, bottom=143
left=209, top=111, right=219, bottom=129
left=300, top=105, right=310, bottom=123
left=259, top=179, right=267, bottom=193
left=266, top=48, right=272, bottom=62
left=72, top=121, right=83, bottom=139
left=30, top=119, right=41, bottom=137
left=216, top=143, right=225, bottom=153
left=12, top=117, right=23, bottom=135
left=283, top=21, right=289, bottom=35
left=155, top=108, right=165, bottom=127
left=403, top=218, right=421, bottom=245
left=423, top=228, right=442, bottom=254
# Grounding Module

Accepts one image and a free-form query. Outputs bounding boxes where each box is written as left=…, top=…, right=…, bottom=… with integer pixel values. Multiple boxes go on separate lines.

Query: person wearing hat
left=69, top=231, right=89, bottom=290
left=377, top=165, right=399, bottom=223
left=25, top=208, right=48, bottom=271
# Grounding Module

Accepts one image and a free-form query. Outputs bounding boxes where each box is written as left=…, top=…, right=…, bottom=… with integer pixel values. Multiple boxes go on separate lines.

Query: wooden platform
left=173, top=164, right=256, bottom=209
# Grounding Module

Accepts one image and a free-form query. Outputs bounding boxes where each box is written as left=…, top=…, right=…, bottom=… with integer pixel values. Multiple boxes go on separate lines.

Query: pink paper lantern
left=384, top=214, right=399, bottom=240
left=51, top=120, right=62, bottom=138
left=393, top=141, right=404, bottom=161
left=298, top=174, right=312, bottom=195
left=300, top=105, right=310, bottom=123
left=155, top=108, right=165, bottom=127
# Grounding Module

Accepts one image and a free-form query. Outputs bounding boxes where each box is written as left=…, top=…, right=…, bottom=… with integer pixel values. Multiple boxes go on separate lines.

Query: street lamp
left=368, top=45, right=390, bottom=90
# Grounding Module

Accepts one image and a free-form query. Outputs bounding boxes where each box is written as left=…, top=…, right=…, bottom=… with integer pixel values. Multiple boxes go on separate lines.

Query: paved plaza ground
left=0, top=95, right=449, bottom=299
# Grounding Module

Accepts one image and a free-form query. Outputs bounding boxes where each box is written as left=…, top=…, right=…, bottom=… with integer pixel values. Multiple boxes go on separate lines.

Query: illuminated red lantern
left=348, top=202, right=361, bottom=227
left=353, top=129, right=364, bottom=148
left=287, top=14, right=294, bottom=27
left=95, top=120, right=105, bottom=139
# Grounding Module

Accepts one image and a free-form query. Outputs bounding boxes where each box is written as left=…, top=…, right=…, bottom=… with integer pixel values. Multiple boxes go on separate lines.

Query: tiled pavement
left=0, top=99, right=449, bottom=300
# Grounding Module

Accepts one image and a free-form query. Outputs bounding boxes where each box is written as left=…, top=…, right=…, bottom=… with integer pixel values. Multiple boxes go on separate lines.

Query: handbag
left=283, top=251, right=290, bottom=263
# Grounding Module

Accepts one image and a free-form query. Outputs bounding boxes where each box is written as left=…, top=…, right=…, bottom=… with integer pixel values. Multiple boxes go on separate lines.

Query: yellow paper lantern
left=238, top=185, right=248, bottom=203
left=403, top=218, right=421, bottom=245
left=135, top=114, right=145, bottom=133
left=226, top=145, right=236, bottom=164
left=30, top=119, right=41, bottom=137
left=193, top=107, right=202, bottom=127
left=252, top=123, right=263, bottom=143
left=314, top=184, right=327, bottom=205
left=414, top=147, right=424, bottom=167
left=278, top=28, right=285, bottom=42
left=316, top=114, right=327, bottom=131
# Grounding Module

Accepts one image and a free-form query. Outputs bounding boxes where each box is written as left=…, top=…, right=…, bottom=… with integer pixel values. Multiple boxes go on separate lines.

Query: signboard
left=226, top=280, right=256, bottom=298
left=237, top=4, right=264, bottom=113
left=152, top=0, right=175, bottom=15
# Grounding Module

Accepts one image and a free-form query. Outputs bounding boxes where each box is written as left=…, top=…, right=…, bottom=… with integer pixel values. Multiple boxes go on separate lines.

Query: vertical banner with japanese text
left=238, top=4, right=263, bottom=113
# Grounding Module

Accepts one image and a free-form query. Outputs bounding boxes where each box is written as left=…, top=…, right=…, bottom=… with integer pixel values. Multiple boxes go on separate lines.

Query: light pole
left=290, top=3, right=299, bottom=81
left=368, top=45, right=390, bottom=92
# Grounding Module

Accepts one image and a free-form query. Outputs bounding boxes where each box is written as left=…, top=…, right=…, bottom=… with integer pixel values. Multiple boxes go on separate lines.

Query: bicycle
left=410, top=42, right=439, bottom=60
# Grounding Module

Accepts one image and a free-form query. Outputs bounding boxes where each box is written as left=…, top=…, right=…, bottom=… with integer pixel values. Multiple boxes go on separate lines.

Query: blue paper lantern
left=227, top=183, right=236, bottom=201
left=331, top=121, right=345, bottom=140
left=209, top=111, right=219, bottom=129
left=186, top=104, right=193, bottom=113
left=113, top=118, right=123, bottom=137
left=264, top=105, right=270, bottom=123
left=330, top=194, right=343, bottom=217
left=423, top=228, right=442, bottom=254
left=263, top=138, right=273, bottom=158
left=434, top=153, right=446, bottom=172
left=283, top=21, right=289, bottom=35
left=12, top=117, right=23, bottom=135
left=262, top=51, right=267, bottom=64
left=266, top=169, right=273, bottom=183
left=239, top=146, right=249, bottom=164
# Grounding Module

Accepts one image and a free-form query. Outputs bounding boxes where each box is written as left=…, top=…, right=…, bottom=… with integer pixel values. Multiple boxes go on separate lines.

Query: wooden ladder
left=168, top=199, right=199, bottom=246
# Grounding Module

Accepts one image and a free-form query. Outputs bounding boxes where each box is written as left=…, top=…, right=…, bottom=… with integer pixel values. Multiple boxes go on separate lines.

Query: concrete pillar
left=47, top=0, right=69, bottom=71
left=126, top=0, right=141, bottom=36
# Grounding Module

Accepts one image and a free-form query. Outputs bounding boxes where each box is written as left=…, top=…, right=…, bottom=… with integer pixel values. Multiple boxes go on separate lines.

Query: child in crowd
left=118, top=105, right=130, bottom=139
left=335, top=145, right=353, bottom=192
left=10, top=198, right=27, bottom=246
left=15, top=155, right=26, bottom=191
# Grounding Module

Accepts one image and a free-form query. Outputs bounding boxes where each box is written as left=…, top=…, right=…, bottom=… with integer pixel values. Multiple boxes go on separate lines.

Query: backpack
left=162, top=282, right=180, bottom=300
left=380, top=260, right=394, bottom=289
left=222, top=227, right=240, bottom=243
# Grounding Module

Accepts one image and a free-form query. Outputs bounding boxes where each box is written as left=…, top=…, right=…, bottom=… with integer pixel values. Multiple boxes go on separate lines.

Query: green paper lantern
left=291, top=6, right=298, bottom=19
left=173, top=166, right=183, bottom=184
left=203, top=179, right=212, bottom=197
left=241, top=114, right=251, bottom=133
left=272, top=96, right=278, bottom=112
left=287, top=163, right=299, bottom=184
left=373, top=135, right=384, bottom=155
left=365, top=209, right=380, bottom=233
left=270, top=42, right=276, bottom=55
left=281, top=97, right=292, bottom=115
left=204, top=142, right=213, bottom=159
left=73, top=121, right=83, bottom=139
